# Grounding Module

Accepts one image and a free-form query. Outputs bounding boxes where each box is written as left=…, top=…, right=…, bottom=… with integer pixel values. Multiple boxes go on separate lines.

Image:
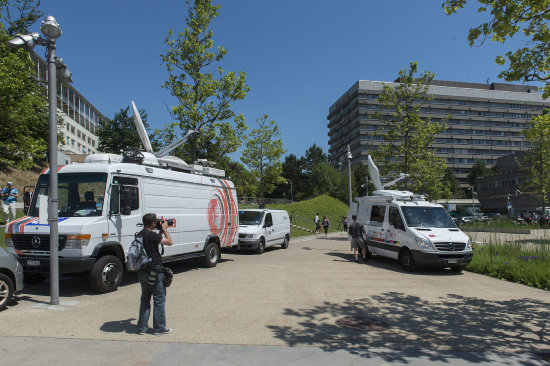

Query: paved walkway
left=1, top=232, right=549, bottom=365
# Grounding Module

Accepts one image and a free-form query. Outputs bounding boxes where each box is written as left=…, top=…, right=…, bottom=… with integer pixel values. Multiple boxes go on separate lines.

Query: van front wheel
left=89, top=255, right=123, bottom=293
left=398, top=249, right=416, bottom=272
left=203, top=242, right=220, bottom=268
left=256, top=238, right=265, bottom=254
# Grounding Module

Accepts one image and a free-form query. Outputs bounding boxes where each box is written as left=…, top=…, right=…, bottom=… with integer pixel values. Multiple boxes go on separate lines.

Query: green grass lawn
left=466, top=241, right=550, bottom=290
left=461, top=218, right=541, bottom=230
left=268, top=194, right=349, bottom=237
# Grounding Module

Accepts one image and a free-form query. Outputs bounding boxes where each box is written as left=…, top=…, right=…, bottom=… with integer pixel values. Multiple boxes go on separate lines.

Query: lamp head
left=40, top=16, right=61, bottom=39
left=6, top=32, right=41, bottom=50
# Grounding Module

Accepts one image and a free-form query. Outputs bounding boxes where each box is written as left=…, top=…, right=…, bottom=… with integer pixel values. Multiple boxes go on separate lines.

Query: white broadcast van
left=237, top=209, right=290, bottom=254
left=4, top=102, right=239, bottom=292
left=349, top=156, right=473, bottom=272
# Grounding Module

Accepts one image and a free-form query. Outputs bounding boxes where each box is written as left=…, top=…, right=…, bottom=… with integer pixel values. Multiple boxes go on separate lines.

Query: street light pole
left=347, top=145, right=353, bottom=207
left=286, top=179, right=293, bottom=202
left=7, top=16, right=70, bottom=306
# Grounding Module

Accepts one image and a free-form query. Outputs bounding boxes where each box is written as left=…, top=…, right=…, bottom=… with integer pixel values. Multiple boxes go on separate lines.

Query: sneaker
left=138, top=329, right=148, bottom=335
left=155, top=328, right=173, bottom=335
left=355, top=259, right=358, bottom=263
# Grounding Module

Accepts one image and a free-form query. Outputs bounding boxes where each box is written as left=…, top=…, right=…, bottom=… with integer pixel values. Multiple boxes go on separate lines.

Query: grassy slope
left=268, top=194, right=349, bottom=237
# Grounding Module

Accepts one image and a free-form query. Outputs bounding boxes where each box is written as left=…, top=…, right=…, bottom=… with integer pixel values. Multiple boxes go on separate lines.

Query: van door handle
left=136, top=223, right=143, bottom=227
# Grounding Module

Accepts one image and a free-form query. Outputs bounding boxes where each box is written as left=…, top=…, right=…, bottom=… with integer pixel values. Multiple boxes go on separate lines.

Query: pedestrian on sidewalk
left=314, top=213, right=320, bottom=234
left=2, top=181, right=19, bottom=224
left=322, top=215, right=330, bottom=237
left=137, top=213, right=174, bottom=335
left=348, top=214, right=367, bottom=263
left=342, top=216, right=348, bottom=232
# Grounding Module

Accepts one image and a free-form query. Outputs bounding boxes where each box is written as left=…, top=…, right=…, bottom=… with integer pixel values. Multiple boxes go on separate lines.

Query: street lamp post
left=347, top=145, right=353, bottom=207
left=469, top=186, right=477, bottom=220
left=7, top=16, right=72, bottom=306
left=286, top=179, right=293, bottom=202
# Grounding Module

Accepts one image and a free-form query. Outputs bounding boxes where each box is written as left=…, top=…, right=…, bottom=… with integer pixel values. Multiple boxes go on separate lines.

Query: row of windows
left=64, top=136, right=94, bottom=154
left=446, top=158, right=496, bottom=165
left=65, top=123, right=96, bottom=148
left=359, top=94, right=544, bottom=111
left=442, top=129, right=520, bottom=137
left=433, top=138, right=527, bottom=147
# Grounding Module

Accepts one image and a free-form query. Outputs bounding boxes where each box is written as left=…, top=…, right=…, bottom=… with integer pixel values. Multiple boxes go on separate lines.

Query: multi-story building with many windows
left=32, top=52, right=107, bottom=155
left=327, top=80, right=549, bottom=185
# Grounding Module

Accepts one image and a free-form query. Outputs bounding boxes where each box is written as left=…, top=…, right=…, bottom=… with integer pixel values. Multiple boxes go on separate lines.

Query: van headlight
left=5, top=234, right=13, bottom=248
left=466, top=239, right=472, bottom=250
left=64, top=234, right=91, bottom=249
left=416, top=237, right=434, bottom=250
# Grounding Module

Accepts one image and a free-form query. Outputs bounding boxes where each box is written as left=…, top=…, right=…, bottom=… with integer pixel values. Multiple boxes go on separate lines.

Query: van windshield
left=28, top=173, right=108, bottom=217
left=401, top=206, right=456, bottom=228
left=239, top=211, right=263, bottom=225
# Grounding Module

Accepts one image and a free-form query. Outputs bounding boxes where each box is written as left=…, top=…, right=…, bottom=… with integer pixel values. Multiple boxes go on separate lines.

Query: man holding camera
left=137, top=213, right=173, bottom=335
left=2, top=181, right=19, bottom=224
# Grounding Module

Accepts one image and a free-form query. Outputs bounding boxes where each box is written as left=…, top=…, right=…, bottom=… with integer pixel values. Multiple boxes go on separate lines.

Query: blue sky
left=36, top=0, right=532, bottom=160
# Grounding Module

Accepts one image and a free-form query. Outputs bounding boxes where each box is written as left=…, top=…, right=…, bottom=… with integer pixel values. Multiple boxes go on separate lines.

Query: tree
left=302, top=144, right=328, bottom=174
left=224, top=160, right=258, bottom=198
left=281, top=153, right=305, bottom=201
left=96, top=106, right=159, bottom=154
left=241, top=115, right=286, bottom=199
left=352, top=163, right=372, bottom=197
left=372, top=62, right=448, bottom=200
left=521, top=113, right=550, bottom=206
left=0, top=0, right=48, bottom=171
left=467, top=159, right=489, bottom=186
left=160, top=0, right=249, bottom=163
left=309, top=162, right=347, bottom=202
left=442, top=167, right=463, bottom=198
left=443, top=0, right=550, bottom=97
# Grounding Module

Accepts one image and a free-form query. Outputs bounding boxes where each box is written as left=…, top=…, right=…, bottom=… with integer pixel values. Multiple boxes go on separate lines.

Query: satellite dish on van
left=131, top=100, right=198, bottom=158
left=131, top=101, right=154, bottom=153
left=367, top=155, right=410, bottom=191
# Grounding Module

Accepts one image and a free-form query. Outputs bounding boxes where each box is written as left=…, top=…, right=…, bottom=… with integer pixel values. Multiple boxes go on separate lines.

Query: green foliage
left=0, top=1, right=48, bottom=171
left=467, top=159, right=489, bottom=186
left=223, top=160, right=258, bottom=198
left=302, top=143, right=328, bottom=174
left=521, top=113, right=550, bottom=206
left=442, top=167, right=463, bottom=197
left=309, top=162, right=348, bottom=202
left=467, top=242, right=550, bottom=290
left=269, top=194, right=349, bottom=237
left=443, top=0, right=550, bottom=97
left=161, top=0, right=250, bottom=163
left=241, top=115, right=286, bottom=199
left=281, top=153, right=306, bottom=200
left=372, top=62, right=448, bottom=200
left=352, top=162, right=372, bottom=197
left=96, top=106, right=159, bottom=153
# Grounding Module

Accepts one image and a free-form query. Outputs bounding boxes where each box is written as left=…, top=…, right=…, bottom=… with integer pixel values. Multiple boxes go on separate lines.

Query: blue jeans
left=137, top=272, right=167, bottom=332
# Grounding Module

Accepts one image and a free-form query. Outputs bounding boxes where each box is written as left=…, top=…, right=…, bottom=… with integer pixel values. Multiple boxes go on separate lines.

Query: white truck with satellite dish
left=349, top=156, right=473, bottom=272
left=4, top=102, right=238, bottom=292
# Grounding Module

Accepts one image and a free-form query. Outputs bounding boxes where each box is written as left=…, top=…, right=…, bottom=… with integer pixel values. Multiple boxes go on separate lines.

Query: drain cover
left=335, top=316, right=389, bottom=331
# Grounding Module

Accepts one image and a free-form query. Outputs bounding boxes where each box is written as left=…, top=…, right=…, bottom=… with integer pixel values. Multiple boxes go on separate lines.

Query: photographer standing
left=137, top=213, right=173, bottom=335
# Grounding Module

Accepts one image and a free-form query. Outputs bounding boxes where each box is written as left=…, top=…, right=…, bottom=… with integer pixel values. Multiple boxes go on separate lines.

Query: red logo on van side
left=208, top=197, right=222, bottom=235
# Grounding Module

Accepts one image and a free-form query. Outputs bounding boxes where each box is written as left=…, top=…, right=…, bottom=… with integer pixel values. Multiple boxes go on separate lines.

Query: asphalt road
left=1, top=232, right=549, bottom=365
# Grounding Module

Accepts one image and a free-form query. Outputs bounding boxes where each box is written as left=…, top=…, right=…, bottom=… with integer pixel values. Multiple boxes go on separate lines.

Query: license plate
left=448, top=259, right=458, bottom=264
left=27, top=260, right=40, bottom=266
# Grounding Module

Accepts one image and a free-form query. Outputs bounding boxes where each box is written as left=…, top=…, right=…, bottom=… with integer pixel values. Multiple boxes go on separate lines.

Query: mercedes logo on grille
left=447, top=242, right=455, bottom=251
left=31, top=236, right=41, bottom=248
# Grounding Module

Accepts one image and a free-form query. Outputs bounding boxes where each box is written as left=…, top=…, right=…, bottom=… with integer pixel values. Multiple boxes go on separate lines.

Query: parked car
left=0, top=246, right=24, bottom=311
left=460, top=216, right=473, bottom=224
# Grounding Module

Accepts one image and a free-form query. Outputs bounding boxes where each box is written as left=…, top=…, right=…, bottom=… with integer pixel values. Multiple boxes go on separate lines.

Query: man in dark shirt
left=348, top=214, right=367, bottom=263
left=137, top=213, right=173, bottom=335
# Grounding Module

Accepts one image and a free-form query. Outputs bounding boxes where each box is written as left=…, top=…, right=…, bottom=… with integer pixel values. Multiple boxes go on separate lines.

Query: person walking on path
left=2, top=181, right=19, bottom=224
left=314, top=213, right=320, bottom=234
left=342, top=217, right=348, bottom=232
left=137, top=213, right=174, bottom=335
left=348, top=214, right=367, bottom=263
left=322, top=215, right=330, bottom=237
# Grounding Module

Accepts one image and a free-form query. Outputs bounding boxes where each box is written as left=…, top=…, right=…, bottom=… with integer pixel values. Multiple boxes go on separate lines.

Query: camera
left=156, top=218, right=175, bottom=230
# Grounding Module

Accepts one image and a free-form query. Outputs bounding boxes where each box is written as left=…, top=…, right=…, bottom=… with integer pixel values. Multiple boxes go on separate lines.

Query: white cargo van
left=238, top=209, right=290, bottom=254
left=4, top=151, right=239, bottom=293
left=349, top=156, right=473, bottom=272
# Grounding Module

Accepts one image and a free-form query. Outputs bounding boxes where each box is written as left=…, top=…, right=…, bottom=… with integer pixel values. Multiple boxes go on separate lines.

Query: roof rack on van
left=356, top=190, right=426, bottom=204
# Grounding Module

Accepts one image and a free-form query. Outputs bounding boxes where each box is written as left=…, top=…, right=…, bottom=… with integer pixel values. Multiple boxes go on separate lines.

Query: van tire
left=398, top=249, right=416, bottom=271
left=89, top=255, right=123, bottom=293
left=23, top=273, right=46, bottom=285
left=203, top=242, right=219, bottom=268
left=256, top=238, right=265, bottom=254
left=0, top=273, right=14, bottom=311
left=281, top=235, right=289, bottom=249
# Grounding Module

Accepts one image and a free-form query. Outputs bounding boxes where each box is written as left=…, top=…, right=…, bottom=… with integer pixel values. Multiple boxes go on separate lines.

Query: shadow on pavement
left=100, top=318, right=137, bottom=334
left=267, top=292, right=550, bottom=362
